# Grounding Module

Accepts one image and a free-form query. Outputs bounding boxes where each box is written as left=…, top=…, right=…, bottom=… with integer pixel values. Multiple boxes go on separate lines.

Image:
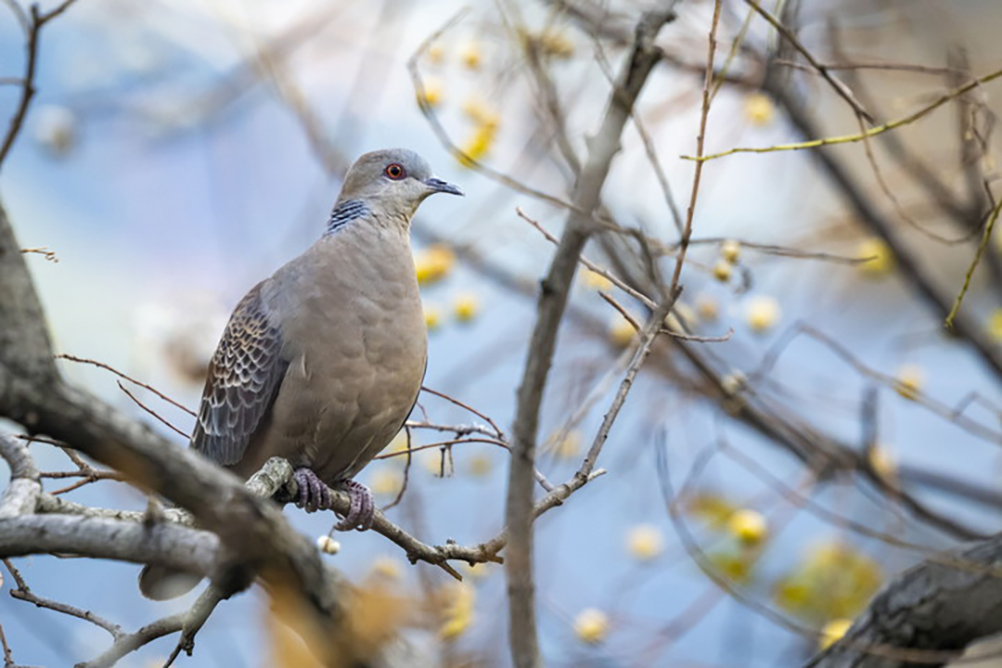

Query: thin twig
left=57, top=354, right=196, bottom=417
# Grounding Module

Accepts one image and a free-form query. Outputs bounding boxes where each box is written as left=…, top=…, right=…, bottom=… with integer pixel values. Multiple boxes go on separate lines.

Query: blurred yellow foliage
left=427, top=41, right=445, bottom=64
left=582, top=268, right=613, bottom=291
left=774, top=541, right=882, bottom=623
left=438, top=582, right=476, bottom=640
left=370, top=468, right=403, bottom=496
left=685, top=491, right=740, bottom=529
left=467, top=452, right=492, bottom=476
left=460, top=41, right=481, bottom=69
left=708, top=549, right=755, bottom=584
left=819, top=618, right=853, bottom=650
left=458, top=123, right=497, bottom=167
left=369, top=556, right=402, bottom=581
left=551, top=430, right=581, bottom=459
left=608, top=313, right=636, bottom=347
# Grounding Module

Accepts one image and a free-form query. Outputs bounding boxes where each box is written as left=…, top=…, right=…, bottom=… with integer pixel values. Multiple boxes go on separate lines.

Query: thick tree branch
left=805, top=532, right=1002, bottom=668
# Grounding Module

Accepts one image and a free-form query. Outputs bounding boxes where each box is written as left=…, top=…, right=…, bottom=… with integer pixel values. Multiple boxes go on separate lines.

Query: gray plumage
left=139, top=148, right=461, bottom=600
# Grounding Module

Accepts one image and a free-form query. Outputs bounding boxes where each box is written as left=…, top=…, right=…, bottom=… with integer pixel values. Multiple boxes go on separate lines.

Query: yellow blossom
left=370, top=469, right=403, bottom=496
left=894, top=364, right=924, bottom=400
left=626, top=524, right=664, bottom=561
left=460, top=41, right=482, bottom=69
left=582, top=269, right=613, bottom=291
left=666, top=302, right=698, bottom=331
left=414, top=244, right=456, bottom=285
left=728, top=509, right=767, bottom=546
left=423, top=305, right=441, bottom=331
left=857, top=238, right=894, bottom=277
left=745, top=92, right=775, bottom=126
left=316, top=535, right=341, bottom=555
left=467, top=452, right=492, bottom=476
left=721, top=239, right=741, bottom=263
left=415, top=77, right=444, bottom=108
left=746, top=296, right=781, bottom=333
left=574, top=608, right=609, bottom=644
left=422, top=448, right=450, bottom=476
left=608, top=313, right=636, bottom=347
left=819, top=618, right=853, bottom=650
left=439, top=582, right=476, bottom=640
left=370, top=556, right=402, bottom=580
left=988, top=309, right=1002, bottom=342
left=696, top=294, right=720, bottom=321
left=453, top=292, right=479, bottom=322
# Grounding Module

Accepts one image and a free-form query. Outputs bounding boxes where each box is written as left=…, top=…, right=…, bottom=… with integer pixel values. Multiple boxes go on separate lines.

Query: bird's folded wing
left=191, top=282, right=288, bottom=466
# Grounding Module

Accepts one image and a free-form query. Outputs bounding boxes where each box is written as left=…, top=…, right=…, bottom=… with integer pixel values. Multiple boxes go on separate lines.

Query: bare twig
left=57, top=354, right=196, bottom=418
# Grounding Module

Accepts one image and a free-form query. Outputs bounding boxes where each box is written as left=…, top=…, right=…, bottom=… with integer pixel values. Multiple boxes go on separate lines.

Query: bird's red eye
left=385, top=163, right=406, bottom=180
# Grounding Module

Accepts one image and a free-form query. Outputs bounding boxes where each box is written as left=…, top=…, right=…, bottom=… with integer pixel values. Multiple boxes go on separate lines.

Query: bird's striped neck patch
left=325, top=199, right=369, bottom=235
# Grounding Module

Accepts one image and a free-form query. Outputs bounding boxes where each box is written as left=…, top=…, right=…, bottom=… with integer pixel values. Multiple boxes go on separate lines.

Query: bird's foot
left=293, top=467, right=332, bottom=513
left=332, top=480, right=375, bottom=532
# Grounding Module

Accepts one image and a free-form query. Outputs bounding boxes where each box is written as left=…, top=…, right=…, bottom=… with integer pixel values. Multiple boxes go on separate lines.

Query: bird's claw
left=333, top=480, right=374, bottom=532
left=293, top=467, right=332, bottom=513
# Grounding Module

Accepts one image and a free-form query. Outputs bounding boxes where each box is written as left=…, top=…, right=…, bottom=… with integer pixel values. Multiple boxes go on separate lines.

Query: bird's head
left=338, top=148, right=463, bottom=221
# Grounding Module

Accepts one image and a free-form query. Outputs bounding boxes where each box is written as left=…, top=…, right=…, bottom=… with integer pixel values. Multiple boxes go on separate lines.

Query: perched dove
left=139, top=149, right=461, bottom=599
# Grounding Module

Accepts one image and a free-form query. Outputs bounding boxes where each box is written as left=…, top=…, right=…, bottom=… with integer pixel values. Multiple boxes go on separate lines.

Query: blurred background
left=3, top=0, right=1002, bottom=666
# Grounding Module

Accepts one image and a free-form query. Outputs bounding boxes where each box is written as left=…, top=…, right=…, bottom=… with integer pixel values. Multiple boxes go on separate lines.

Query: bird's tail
left=138, top=564, right=203, bottom=600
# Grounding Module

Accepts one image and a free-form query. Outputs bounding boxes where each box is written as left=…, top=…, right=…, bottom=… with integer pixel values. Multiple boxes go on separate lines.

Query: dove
left=139, top=148, right=461, bottom=599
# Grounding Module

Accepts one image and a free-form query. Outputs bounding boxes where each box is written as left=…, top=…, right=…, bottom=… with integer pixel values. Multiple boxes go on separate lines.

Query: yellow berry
left=987, top=309, right=1002, bottom=342
left=453, top=292, right=479, bottom=322
left=414, top=244, right=456, bottom=285
left=315, top=535, right=341, bottom=555
left=554, top=430, right=581, bottom=459
left=895, top=364, right=924, bottom=400
left=868, top=445, right=896, bottom=479
left=458, top=123, right=497, bottom=167
left=746, top=296, right=781, bottom=333
left=460, top=41, right=481, bottom=69
left=626, top=524, right=664, bottom=561
left=744, top=92, right=775, bottom=126
left=461, top=96, right=500, bottom=129
left=416, top=77, right=444, bottom=108
left=423, top=305, right=442, bottom=331
left=728, top=509, right=767, bottom=546
left=574, top=608, right=609, bottom=644
left=720, top=239, right=741, bottom=263
left=582, top=269, right=613, bottom=291
left=370, top=468, right=403, bottom=496
left=819, top=618, right=853, bottom=650
left=696, top=294, right=720, bottom=321
left=857, top=238, right=894, bottom=277
left=608, top=313, right=636, bottom=347
left=712, top=260, right=733, bottom=282
left=427, top=41, right=445, bottom=64
left=467, top=452, right=492, bottom=476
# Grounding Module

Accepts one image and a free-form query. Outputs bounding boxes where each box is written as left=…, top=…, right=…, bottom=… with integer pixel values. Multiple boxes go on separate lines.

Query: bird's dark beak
left=424, top=177, right=464, bottom=196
